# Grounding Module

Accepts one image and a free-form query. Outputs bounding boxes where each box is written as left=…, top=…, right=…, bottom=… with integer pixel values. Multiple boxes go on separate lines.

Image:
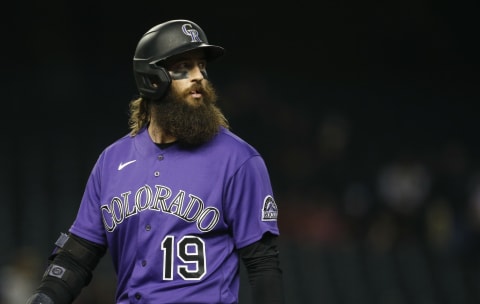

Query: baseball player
left=26, top=19, right=284, bottom=304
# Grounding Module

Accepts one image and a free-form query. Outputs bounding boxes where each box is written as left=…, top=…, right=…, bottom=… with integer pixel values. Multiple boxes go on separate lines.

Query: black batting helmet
left=133, top=19, right=225, bottom=100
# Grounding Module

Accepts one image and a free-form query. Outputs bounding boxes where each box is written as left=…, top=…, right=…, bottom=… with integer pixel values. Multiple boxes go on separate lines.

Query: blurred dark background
left=1, top=1, right=479, bottom=303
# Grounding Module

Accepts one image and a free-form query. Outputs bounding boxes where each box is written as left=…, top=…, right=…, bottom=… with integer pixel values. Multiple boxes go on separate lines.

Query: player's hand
left=26, top=293, right=54, bottom=304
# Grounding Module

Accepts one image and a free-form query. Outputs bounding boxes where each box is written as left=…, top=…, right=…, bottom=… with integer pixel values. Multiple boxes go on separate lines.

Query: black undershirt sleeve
left=238, top=232, right=285, bottom=304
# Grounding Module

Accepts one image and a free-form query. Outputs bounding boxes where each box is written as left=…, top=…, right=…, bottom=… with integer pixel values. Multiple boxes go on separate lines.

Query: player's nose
left=190, top=65, right=205, bottom=81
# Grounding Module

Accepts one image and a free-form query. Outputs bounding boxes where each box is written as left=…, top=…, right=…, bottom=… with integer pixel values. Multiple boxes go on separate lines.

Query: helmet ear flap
left=134, top=66, right=172, bottom=100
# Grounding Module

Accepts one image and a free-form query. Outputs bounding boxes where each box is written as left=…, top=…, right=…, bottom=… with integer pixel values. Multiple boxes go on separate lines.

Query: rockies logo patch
left=262, top=195, right=278, bottom=221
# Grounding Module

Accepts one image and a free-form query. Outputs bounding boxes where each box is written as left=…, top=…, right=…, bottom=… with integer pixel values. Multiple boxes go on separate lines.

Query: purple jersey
left=69, top=126, right=280, bottom=304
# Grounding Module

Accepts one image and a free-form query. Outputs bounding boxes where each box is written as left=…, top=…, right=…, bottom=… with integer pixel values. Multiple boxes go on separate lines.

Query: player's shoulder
left=103, top=132, right=134, bottom=152
left=94, top=131, right=142, bottom=165
left=216, top=127, right=249, bottom=145
left=213, top=127, right=260, bottom=156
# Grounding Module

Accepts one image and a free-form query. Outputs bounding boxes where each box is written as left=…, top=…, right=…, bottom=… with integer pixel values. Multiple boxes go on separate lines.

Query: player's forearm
left=27, top=276, right=74, bottom=304
left=26, top=233, right=107, bottom=304
left=248, top=264, right=285, bottom=304
left=26, top=250, right=93, bottom=303
left=240, top=234, right=285, bottom=304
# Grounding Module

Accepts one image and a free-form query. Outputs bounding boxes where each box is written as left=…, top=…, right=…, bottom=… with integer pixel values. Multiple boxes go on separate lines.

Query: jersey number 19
left=161, top=235, right=207, bottom=280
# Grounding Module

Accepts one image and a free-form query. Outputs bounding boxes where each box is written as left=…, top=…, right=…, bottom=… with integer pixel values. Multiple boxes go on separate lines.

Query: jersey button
left=145, top=224, right=151, bottom=231
left=141, top=260, right=147, bottom=266
left=154, top=171, right=160, bottom=177
left=158, top=154, right=164, bottom=160
left=135, top=293, right=141, bottom=300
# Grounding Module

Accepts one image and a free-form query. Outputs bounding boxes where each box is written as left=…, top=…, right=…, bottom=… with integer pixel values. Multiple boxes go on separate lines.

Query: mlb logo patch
left=262, top=195, right=278, bottom=221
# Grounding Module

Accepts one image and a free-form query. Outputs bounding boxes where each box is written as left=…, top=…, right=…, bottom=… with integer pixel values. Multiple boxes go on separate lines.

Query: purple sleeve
left=69, top=154, right=107, bottom=245
left=224, top=155, right=280, bottom=249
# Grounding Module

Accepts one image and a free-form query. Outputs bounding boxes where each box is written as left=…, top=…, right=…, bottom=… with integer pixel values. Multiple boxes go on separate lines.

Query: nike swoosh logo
left=118, top=160, right=137, bottom=171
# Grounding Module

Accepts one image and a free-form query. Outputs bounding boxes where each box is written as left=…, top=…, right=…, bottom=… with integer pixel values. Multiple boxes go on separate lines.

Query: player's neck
left=148, top=123, right=177, bottom=144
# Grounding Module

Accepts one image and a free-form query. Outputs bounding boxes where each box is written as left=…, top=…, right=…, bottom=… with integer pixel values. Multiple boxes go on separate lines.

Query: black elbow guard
left=31, top=232, right=107, bottom=303
left=53, top=232, right=105, bottom=271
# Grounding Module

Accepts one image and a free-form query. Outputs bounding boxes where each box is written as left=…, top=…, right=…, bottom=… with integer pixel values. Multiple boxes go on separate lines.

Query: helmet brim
left=152, top=43, right=225, bottom=66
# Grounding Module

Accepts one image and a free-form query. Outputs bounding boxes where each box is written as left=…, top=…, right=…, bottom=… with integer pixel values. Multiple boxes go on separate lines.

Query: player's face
left=165, top=49, right=209, bottom=107
left=151, top=50, right=226, bottom=146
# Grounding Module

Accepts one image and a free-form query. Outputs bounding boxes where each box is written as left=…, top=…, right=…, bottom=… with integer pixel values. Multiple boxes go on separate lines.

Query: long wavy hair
left=128, top=97, right=150, bottom=136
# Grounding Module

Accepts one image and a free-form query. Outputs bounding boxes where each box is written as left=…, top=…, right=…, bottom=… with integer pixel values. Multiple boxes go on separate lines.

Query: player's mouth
left=188, top=84, right=204, bottom=99
left=190, top=89, right=202, bottom=99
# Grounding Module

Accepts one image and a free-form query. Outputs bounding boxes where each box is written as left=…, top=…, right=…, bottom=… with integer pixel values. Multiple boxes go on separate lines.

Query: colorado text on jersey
left=100, top=183, right=220, bottom=233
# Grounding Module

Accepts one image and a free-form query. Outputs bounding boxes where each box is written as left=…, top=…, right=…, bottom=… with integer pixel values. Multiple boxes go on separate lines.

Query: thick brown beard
left=151, top=80, right=226, bottom=146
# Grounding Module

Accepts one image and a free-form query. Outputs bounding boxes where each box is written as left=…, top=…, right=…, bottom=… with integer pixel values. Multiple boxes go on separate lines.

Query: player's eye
left=169, top=61, right=191, bottom=73
left=197, top=61, right=207, bottom=70
left=169, top=60, right=207, bottom=77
